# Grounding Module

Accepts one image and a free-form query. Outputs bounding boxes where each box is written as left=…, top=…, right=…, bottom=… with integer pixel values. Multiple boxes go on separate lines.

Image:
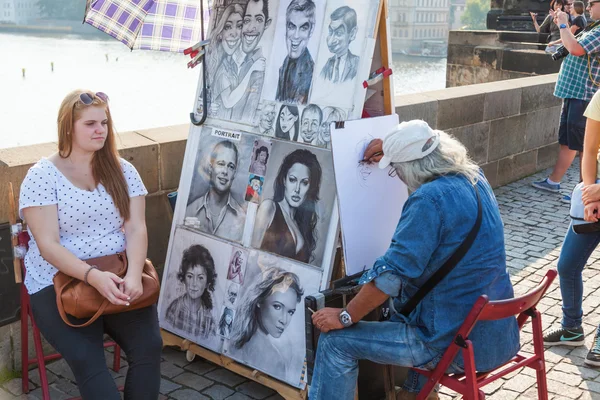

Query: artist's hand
left=87, top=269, right=130, bottom=306
left=582, top=184, right=600, bottom=205
left=312, top=307, right=344, bottom=333
left=121, top=273, right=143, bottom=302
left=584, top=201, right=600, bottom=222
left=530, top=11, right=538, bottom=21
left=363, top=139, right=384, bottom=163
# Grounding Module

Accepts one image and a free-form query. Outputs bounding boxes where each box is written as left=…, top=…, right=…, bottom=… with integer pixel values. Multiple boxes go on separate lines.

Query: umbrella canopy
left=84, top=0, right=210, bottom=53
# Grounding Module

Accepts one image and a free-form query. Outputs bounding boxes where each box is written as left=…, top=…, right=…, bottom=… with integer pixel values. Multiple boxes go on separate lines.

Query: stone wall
left=447, top=30, right=562, bottom=87
left=0, top=73, right=562, bottom=376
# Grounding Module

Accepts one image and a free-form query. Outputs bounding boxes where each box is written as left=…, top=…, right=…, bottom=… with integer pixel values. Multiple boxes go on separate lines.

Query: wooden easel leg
left=383, top=365, right=396, bottom=400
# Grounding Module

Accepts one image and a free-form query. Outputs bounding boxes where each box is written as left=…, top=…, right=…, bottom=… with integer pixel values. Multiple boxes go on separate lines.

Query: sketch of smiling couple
left=207, top=0, right=272, bottom=122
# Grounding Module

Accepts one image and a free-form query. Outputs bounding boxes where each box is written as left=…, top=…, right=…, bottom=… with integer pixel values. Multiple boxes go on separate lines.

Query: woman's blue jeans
left=308, top=320, right=462, bottom=400
left=557, top=225, right=600, bottom=328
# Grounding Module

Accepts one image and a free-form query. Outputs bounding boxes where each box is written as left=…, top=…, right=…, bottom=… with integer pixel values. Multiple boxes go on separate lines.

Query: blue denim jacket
left=359, top=172, right=519, bottom=372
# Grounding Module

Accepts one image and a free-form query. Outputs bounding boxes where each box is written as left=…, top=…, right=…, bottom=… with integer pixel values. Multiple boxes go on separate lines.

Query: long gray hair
left=391, top=131, right=480, bottom=192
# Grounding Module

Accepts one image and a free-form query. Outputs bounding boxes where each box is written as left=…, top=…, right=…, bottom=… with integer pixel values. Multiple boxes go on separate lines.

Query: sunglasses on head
left=79, top=92, right=109, bottom=105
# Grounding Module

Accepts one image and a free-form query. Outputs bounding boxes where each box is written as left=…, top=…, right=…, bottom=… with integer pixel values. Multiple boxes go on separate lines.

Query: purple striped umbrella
left=84, top=0, right=211, bottom=53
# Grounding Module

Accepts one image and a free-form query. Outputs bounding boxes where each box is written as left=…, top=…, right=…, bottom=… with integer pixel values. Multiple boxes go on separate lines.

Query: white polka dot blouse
left=18, top=158, right=148, bottom=295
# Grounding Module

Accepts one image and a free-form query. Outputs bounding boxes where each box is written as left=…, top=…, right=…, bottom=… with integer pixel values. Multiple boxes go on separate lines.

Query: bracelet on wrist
left=84, top=265, right=98, bottom=285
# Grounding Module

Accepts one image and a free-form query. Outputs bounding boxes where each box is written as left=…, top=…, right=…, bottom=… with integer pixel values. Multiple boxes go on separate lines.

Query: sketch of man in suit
left=320, top=6, right=359, bottom=83
left=186, top=140, right=246, bottom=242
left=231, top=0, right=272, bottom=122
left=299, top=104, right=323, bottom=145
left=275, top=0, right=316, bottom=105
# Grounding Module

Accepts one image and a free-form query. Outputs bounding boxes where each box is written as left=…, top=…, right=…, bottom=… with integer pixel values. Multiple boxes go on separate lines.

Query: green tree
left=37, top=0, right=85, bottom=20
left=461, top=0, right=490, bottom=30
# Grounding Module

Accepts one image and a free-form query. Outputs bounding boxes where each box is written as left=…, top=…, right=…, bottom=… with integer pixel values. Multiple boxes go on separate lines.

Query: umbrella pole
left=190, top=0, right=208, bottom=126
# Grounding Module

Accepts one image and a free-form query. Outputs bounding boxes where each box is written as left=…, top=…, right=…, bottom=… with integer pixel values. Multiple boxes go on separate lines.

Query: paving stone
left=169, top=388, right=210, bottom=400
left=501, top=374, right=536, bottom=392
left=162, top=347, right=190, bottom=368
left=159, top=377, right=181, bottom=394
left=202, top=384, right=235, bottom=400
left=26, top=385, right=71, bottom=400
left=173, top=372, right=213, bottom=392
left=263, top=395, right=284, bottom=400
left=580, top=380, right=600, bottom=393
left=46, top=359, right=76, bottom=382
left=3, top=379, right=23, bottom=396
left=160, top=361, right=184, bottom=378
left=205, top=368, right=247, bottom=387
left=235, top=381, right=275, bottom=399
left=487, top=389, right=520, bottom=400
left=184, top=359, right=217, bottom=375
left=50, top=379, right=79, bottom=396
left=225, top=393, right=253, bottom=400
left=28, top=369, right=58, bottom=387
left=0, top=387, right=14, bottom=399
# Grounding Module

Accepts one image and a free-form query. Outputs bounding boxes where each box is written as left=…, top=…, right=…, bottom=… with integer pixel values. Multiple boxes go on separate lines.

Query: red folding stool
left=411, top=269, right=557, bottom=400
left=14, top=227, right=122, bottom=400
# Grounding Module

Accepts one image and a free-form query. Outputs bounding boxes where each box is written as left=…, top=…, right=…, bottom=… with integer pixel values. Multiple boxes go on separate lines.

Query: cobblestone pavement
left=2, top=165, right=600, bottom=400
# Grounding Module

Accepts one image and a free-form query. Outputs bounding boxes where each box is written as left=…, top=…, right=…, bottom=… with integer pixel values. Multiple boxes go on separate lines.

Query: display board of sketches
left=193, top=0, right=381, bottom=148
left=330, top=114, right=409, bottom=276
left=158, top=227, right=322, bottom=388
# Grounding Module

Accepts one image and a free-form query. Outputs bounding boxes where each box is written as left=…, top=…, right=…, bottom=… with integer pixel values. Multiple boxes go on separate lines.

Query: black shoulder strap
left=400, top=185, right=482, bottom=317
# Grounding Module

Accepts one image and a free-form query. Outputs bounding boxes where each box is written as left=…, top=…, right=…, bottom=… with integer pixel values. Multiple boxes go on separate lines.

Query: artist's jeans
left=557, top=225, right=600, bottom=328
left=30, top=286, right=163, bottom=400
left=308, top=321, right=463, bottom=400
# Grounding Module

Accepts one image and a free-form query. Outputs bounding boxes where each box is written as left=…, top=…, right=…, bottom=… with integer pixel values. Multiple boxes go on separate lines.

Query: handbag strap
left=55, top=276, right=110, bottom=328
left=400, top=185, right=482, bottom=317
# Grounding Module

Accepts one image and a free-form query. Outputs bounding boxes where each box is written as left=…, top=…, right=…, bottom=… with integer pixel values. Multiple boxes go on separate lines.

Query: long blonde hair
left=56, top=90, right=130, bottom=220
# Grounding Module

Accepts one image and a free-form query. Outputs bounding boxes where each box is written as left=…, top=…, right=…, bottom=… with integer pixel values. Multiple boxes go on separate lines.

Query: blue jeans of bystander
left=557, top=225, right=600, bottom=328
left=308, top=320, right=463, bottom=400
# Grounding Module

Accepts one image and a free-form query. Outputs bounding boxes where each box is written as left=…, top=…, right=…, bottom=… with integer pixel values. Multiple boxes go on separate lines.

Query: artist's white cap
left=379, top=120, right=441, bottom=169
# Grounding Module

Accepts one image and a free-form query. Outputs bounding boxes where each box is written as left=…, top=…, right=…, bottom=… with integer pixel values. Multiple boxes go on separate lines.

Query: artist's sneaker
left=543, top=326, right=585, bottom=347
left=562, top=194, right=572, bottom=204
left=532, top=178, right=561, bottom=193
left=586, top=327, right=600, bottom=367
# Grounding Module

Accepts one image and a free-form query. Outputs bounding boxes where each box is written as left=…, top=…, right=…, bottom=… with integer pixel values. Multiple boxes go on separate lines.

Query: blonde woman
left=19, top=90, right=162, bottom=400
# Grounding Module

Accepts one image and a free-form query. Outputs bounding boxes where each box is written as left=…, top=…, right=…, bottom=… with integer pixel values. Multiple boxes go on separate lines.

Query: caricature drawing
left=299, top=104, right=322, bottom=146
left=207, top=4, right=266, bottom=120
left=320, top=6, right=359, bottom=83
left=275, top=104, right=300, bottom=141
left=316, top=106, right=347, bottom=148
left=257, top=102, right=277, bottom=136
left=275, top=0, right=316, bottom=104
left=226, top=281, right=241, bottom=305
left=231, top=0, right=273, bottom=122
left=355, top=136, right=375, bottom=188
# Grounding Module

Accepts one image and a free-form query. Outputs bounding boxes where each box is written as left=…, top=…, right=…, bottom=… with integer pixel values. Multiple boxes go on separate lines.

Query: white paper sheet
left=330, top=114, right=408, bottom=276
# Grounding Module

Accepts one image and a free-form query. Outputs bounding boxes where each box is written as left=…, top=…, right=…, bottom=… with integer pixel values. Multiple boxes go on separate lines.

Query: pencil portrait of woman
left=252, top=149, right=322, bottom=264
left=275, top=105, right=300, bottom=142
left=165, top=245, right=217, bottom=339
left=207, top=4, right=266, bottom=120
left=250, top=145, right=270, bottom=176
left=229, top=267, right=304, bottom=383
left=219, top=306, right=235, bottom=339
left=227, top=249, right=246, bottom=285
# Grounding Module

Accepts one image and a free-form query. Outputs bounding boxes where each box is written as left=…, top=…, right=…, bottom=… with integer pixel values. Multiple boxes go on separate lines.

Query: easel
left=161, top=0, right=396, bottom=399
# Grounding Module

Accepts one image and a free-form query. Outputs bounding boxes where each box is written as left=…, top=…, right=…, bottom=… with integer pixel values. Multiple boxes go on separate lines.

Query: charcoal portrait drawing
left=250, top=141, right=271, bottom=176
left=320, top=6, right=359, bottom=83
left=275, top=0, right=317, bottom=104
left=219, top=306, right=236, bottom=339
left=165, top=244, right=217, bottom=340
left=252, top=149, right=322, bottom=264
left=229, top=267, right=304, bottom=384
left=227, top=249, right=248, bottom=285
left=185, top=139, right=247, bottom=243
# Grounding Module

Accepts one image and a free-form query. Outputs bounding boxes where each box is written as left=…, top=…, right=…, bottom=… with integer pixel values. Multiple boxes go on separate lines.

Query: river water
left=0, top=33, right=446, bottom=149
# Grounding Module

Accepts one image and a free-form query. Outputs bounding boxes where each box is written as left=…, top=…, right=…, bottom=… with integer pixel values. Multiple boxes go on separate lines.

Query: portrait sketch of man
left=320, top=6, right=359, bottom=83
left=185, top=140, right=247, bottom=243
left=231, top=0, right=274, bottom=123
left=299, top=104, right=322, bottom=146
left=275, top=0, right=317, bottom=105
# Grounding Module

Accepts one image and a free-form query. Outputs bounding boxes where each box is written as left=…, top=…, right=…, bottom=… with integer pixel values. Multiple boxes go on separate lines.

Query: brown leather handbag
left=53, top=252, right=160, bottom=328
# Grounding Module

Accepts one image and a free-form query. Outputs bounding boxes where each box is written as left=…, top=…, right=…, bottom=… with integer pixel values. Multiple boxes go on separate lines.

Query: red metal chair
left=15, top=229, right=122, bottom=400
left=411, top=269, right=557, bottom=400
